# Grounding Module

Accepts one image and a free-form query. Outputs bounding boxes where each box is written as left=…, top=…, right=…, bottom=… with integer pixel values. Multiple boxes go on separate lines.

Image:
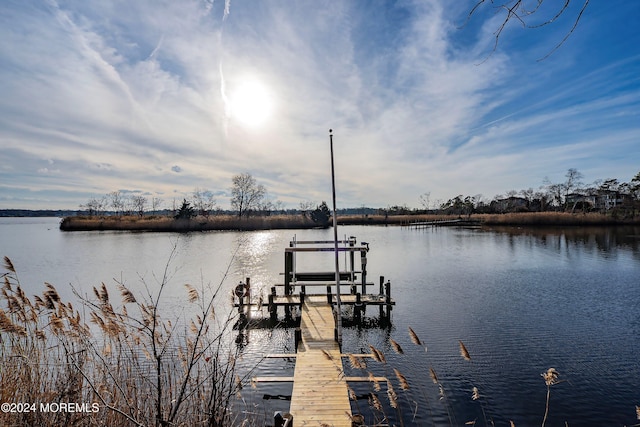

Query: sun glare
left=230, top=80, right=273, bottom=127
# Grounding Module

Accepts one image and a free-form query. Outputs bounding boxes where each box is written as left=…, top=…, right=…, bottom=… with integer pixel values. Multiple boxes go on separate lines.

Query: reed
left=475, top=211, right=621, bottom=226
left=541, top=368, right=560, bottom=427
left=60, top=214, right=321, bottom=232
left=459, top=340, right=471, bottom=361
left=0, top=253, right=259, bottom=427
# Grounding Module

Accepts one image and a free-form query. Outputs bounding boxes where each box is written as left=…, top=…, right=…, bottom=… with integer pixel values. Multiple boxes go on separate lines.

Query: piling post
left=245, top=277, right=251, bottom=322
left=269, top=286, right=277, bottom=322
left=284, top=250, right=293, bottom=296
left=284, top=249, right=293, bottom=321
left=327, top=285, right=332, bottom=305
left=236, top=281, right=247, bottom=327
left=349, top=238, right=355, bottom=295
left=385, top=280, right=392, bottom=319
left=379, top=276, right=384, bottom=319
left=274, top=412, right=293, bottom=427
left=360, top=247, right=367, bottom=295
left=294, top=327, right=302, bottom=352
left=354, top=292, right=363, bottom=324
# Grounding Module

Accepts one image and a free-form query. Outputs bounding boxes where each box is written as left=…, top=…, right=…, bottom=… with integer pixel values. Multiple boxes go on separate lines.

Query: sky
left=1, top=0, right=639, bottom=210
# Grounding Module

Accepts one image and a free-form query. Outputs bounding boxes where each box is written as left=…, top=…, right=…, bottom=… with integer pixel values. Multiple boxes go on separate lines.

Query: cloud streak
left=0, top=0, right=638, bottom=209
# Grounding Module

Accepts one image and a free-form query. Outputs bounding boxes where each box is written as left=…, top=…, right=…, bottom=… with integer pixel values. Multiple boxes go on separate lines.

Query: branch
left=537, top=0, right=589, bottom=61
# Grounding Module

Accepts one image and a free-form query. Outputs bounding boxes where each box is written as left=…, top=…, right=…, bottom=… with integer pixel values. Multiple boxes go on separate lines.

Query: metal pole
left=329, top=129, right=342, bottom=345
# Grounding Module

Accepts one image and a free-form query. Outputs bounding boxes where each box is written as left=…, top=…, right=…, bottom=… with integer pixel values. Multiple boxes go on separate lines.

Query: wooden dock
left=233, top=237, right=394, bottom=326
left=237, top=237, right=393, bottom=425
left=288, top=296, right=352, bottom=426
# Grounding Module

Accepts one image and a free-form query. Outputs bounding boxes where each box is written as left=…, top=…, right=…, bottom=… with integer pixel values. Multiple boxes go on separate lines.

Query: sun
left=230, top=80, right=273, bottom=127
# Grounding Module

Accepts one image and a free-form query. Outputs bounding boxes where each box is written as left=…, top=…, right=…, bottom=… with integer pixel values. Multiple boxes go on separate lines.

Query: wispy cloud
left=0, top=0, right=638, bottom=209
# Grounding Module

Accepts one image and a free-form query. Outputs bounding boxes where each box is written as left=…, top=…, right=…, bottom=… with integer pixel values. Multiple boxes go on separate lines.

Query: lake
left=1, top=217, right=639, bottom=426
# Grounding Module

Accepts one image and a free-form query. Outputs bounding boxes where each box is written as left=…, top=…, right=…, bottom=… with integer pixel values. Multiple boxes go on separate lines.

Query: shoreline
left=58, top=212, right=640, bottom=232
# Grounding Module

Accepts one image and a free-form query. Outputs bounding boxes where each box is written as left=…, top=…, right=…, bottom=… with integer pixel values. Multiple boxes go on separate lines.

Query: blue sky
left=1, top=0, right=638, bottom=210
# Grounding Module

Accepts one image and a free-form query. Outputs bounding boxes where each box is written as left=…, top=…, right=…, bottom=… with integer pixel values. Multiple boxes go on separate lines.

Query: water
left=1, top=218, right=639, bottom=425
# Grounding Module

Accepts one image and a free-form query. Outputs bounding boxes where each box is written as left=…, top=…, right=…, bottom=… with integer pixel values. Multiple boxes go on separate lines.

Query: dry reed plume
left=459, top=340, right=471, bottom=361
left=408, top=326, right=422, bottom=345
left=386, top=379, right=398, bottom=409
left=369, top=345, right=386, bottom=363
left=390, top=338, right=404, bottom=354
left=1, top=251, right=257, bottom=427
left=541, top=368, right=561, bottom=427
left=348, top=353, right=366, bottom=370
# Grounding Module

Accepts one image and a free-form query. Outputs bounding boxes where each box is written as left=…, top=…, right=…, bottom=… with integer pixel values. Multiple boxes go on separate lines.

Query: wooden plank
left=285, top=247, right=368, bottom=252
left=267, top=294, right=394, bottom=306
left=264, top=353, right=375, bottom=358
left=288, top=300, right=353, bottom=427
left=272, top=282, right=371, bottom=287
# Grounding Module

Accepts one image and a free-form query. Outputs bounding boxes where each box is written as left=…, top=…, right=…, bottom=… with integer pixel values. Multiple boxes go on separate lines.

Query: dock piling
left=385, top=280, right=392, bottom=319
left=354, top=292, right=363, bottom=323
left=379, top=275, right=385, bottom=319
left=269, top=286, right=277, bottom=322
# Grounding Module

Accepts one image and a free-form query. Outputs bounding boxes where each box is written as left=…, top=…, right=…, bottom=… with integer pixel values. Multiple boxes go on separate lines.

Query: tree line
left=81, top=173, right=330, bottom=222
left=417, top=169, right=640, bottom=217
left=82, top=169, right=640, bottom=219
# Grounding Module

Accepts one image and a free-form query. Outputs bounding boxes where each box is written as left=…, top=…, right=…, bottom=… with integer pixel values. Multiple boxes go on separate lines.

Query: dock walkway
left=289, top=296, right=352, bottom=426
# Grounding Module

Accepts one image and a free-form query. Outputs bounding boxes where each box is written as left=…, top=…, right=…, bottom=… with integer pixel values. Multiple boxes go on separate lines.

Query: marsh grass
left=0, top=252, right=259, bottom=427
left=475, top=211, right=621, bottom=226
left=60, top=214, right=320, bottom=232
left=60, top=211, right=637, bottom=233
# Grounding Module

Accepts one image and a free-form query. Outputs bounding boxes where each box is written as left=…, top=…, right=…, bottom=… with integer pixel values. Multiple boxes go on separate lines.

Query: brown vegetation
left=341, top=212, right=640, bottom=227
left=475, top=211, right=630, bottom=226
left=60, top=214, right=321, bottom=232
left=0, top=254, right=256, bottom=427
left=60, top=211, right=640, bottom=232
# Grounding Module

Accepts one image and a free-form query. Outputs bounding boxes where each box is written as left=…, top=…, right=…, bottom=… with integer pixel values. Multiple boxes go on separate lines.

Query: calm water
left=1, top=218, right=639, bottom=426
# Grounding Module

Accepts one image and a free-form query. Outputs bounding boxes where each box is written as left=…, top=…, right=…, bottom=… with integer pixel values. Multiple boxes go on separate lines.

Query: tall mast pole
left=329, top=129, right=342, bottom=346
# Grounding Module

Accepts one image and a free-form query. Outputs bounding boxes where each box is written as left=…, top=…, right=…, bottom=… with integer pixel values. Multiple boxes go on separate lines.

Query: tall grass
left=60, top=214, right=320, bottom=232
left=476, top=212, right=620, bottom=226
left=60, top=211, right=638, bottom=232
left=0, top=252, right=256, bottom=427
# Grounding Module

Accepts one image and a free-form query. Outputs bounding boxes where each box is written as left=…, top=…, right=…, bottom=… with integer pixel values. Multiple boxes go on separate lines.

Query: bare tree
left=419, top=192, right=431, bottom=211
left=563, top=168, right=584, bottom=199
left=543, top=177, right=564, bottom=209
left=520, top=187, right=535, bottom=204
left=151, top=197, right=163, bottom=215
left=273, top=200, right=285, bottom=214
left=230, top=173, right=266, bottom=217
left=131, top=195, right=147, bottom=217
left=466, top=0, right=590, bottom=60
left=83, top=196, right=107, bottom=217
left=299, top=200, right=315, bottom=217
left=109, top=191, right=125, bottom=216
left=192, top=188, right=217, bottom=217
